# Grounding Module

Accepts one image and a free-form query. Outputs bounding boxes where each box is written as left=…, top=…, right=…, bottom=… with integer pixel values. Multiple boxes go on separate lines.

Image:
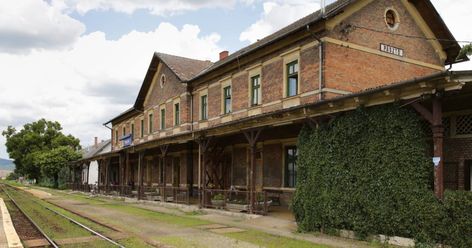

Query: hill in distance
left=0, top=158, right=15, bottom=171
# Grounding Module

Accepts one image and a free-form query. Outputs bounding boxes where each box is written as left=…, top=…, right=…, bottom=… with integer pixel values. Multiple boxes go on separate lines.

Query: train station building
left=71, top=0, right=472, bottom=215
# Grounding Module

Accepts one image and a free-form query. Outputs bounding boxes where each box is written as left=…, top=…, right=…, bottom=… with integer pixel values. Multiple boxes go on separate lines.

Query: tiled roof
left=156, top=53, right=213, bottom=81
left=194, top=0, right=353, bottom=79
left=106, top=0, right=463, bottom=125
left=81, top=140, right=111, bottom=160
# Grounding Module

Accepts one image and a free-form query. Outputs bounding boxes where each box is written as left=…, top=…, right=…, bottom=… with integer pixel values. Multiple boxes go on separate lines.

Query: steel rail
left=41, top=203, right=125, bottom=248
left=3, top=184, right=125, bottom=248
left=1, top=185, right=59, bottom=248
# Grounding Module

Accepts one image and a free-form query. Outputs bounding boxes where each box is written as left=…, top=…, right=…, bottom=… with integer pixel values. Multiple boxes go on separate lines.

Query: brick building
left=72, top=0, right=472, bottom=214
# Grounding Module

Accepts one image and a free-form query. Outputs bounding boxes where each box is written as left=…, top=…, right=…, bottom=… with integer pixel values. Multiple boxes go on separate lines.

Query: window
left=115, top=130, right=118, bottom=143
left=160, top=74, right=166, bottom=88
left=148, top=113, right=153, bottom=134
left=160, top=108, right=166, bottom=130
left=251, top=75, right=261, bottom=106
left=286, top=61, right=298, bottom=97
left=223, top=86, right=232, bottom=114
left=131, top=123, right=135, bottom=139
left=122, top=126, right=126, bottom=136
left=174, top=103, right=180, bottom=126
left=201, top=95, right=208, bottom=120
left=140, top=119, right=144, bottom=138
left=385, top=8, right=399, bottom=30
left=285, top=146, right=298, bottom=188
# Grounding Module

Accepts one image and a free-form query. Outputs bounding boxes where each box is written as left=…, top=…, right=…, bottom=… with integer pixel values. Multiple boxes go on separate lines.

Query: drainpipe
left=318, top=39, right=324, bottom=101
left=189, top=85, right=194, bottom=132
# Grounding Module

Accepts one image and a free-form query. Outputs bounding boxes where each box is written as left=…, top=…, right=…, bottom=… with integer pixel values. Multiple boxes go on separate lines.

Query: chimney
left=94, top=137, right=98, bottom=147
left=219, top=51, right=229, bottom=60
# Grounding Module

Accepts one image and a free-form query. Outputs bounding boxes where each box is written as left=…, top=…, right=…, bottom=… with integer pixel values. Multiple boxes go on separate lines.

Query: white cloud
left=0, top=0, right=85, bottom=53
left=65, top=0, right=238, bottom=15
left=430, top=0, right=472, bottom=70
left=240, top=0, right=320, bottom=43
left=0, top=23, right=223, bottom=159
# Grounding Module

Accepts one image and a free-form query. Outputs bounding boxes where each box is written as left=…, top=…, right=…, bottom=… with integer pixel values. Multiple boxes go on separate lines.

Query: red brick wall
left=208, top=85, right=221, bottom=119
left=263, top=144, right=283, bottom=187
left=444, top=137, right=472, bottom=190
left=329, top=0, right=442, bottom=65
left=233, top=147, right=247, bottom=186
left=300, top=45, right=320, bottom=94
left=232, top=73, right=249, bottom=111
left=144, top=64, right=186, bottom=110
left=324, top=43, right=438, bottom=92
left=325, top=0, right=443, bottom=93
left=261, top=60, right=283, bottom=103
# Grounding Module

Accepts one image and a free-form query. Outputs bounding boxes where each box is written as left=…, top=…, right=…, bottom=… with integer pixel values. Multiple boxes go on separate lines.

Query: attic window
left=385, top=8, right=399, bottom=30
left=160, top=74, right=166, bottom=88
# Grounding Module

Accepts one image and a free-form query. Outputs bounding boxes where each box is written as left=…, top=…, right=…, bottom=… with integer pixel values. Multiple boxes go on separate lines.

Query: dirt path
left=23, top=188, right=378, bottom=248
left=46, top=197, right=258, bottom=248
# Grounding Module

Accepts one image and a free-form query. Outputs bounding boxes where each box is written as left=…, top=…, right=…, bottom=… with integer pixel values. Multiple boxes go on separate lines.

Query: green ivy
left=292, top=104, right=471, bottom=247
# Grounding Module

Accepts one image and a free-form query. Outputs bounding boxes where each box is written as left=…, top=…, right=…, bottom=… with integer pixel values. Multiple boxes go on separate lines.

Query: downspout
left=307, top=24, right=324, bottom=101
left=318, top=39, right=324, bottom=101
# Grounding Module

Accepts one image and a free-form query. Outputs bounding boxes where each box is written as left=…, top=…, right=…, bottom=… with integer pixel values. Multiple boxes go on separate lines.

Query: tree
left=35, top=147, right=81, bottom=188
left=458, top=44, right=472, bottom=60
left=2, top=119, right=81, bottom=181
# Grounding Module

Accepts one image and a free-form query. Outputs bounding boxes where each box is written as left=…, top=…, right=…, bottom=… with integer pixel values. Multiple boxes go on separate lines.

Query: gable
left=325, top=0, right=463, bottom=65
left=143, top=61, right=186, bottom=110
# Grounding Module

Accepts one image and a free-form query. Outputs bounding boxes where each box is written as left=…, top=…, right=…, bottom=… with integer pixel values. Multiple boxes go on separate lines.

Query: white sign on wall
left=380, top=43, right=404, bottom=57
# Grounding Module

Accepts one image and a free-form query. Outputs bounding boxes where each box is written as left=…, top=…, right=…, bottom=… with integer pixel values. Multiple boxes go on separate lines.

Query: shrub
left=442, top=191, right=472, bottom=248
left=292, top=104, right=450, bottom=243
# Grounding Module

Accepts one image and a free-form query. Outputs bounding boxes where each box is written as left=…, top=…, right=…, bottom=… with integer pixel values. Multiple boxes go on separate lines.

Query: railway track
left=1, top=184, right=125, bottom=248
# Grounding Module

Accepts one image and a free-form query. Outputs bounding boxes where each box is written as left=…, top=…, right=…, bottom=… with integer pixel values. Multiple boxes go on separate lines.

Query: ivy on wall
left=292, top=104, right=472, bottom=247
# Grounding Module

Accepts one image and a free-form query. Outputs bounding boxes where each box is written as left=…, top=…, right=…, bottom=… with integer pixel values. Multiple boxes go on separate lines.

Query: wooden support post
left=137, top=151, right=144, bottom=200
left=105, top=159, right=110, bottom=193
left=119, top=153, right=125, bottom=195
left=243, top=128, right=262, bottom=214
left=432, top=98, right=444, bottom=199
left=187, top=142, right=194, bottom=197
left=197, top=137, right=212, bottom=208
left=160, top=145, right=169, bottom=201
left=125, top=152, right=130, bottom=189
left=86, top=163, right=90, bottom=184
left=412, top=98, right=444, bottom=199
left=97, top=160, right=101, bottom=193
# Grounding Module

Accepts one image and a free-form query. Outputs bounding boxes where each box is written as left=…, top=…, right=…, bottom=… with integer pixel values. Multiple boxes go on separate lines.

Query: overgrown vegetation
left=292, top=104, right=472, bottom=247
left=2, top=119, right=81, bottom=187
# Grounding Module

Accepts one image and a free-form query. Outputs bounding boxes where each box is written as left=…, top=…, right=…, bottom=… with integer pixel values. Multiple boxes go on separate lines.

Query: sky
left=0, top=0, right=471, bottom=160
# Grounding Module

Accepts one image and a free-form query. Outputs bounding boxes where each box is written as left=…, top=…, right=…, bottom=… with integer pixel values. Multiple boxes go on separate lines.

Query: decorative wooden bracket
left=159, top=144, right=169, bottom=157
left=411, top=102, right=433, bottom=124
left=243, top=128, right=262, bottom=147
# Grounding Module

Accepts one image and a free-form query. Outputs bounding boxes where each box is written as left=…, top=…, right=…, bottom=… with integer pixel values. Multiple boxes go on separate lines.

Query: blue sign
left=120, top=134, right=133, bottom=147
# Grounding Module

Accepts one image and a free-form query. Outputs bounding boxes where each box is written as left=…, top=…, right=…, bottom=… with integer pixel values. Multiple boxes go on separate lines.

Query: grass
left=61, top=237, right=155, bottom=248
left=224, top=230, right=331, bottom=248
left=156, top=236, right=206, bottom=248
left=9, top=183, right=374, bottom=248
left=103, top=203, right=210, bottom=227
left=30, top=185, right=210, bottom=227
left=2, top=187, right=93, bottom=239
